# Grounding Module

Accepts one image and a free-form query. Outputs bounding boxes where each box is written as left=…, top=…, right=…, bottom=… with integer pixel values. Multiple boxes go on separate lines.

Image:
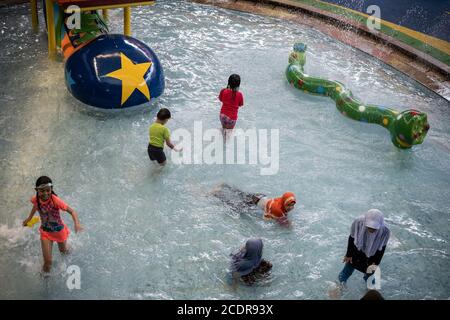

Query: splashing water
left=0, top=0, right=449, bottom=299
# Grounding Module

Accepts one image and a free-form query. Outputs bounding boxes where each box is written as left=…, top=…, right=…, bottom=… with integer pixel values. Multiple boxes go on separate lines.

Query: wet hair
left=361, top=290, right=384, bottom=300
left=35, top=176, right=53, bottom=188
left=227, top=74, right=241, bottom=91
left=35, top=176, right=57, bottom=213
left=157, top=108, right=171, bottom=121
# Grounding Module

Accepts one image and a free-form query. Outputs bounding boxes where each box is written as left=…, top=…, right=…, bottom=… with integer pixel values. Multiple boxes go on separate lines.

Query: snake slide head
left=289, top=42, right=307, bottom=67
left=391, top=110, right=430, bottom=148
left=293, top=42, right=307, bottom=53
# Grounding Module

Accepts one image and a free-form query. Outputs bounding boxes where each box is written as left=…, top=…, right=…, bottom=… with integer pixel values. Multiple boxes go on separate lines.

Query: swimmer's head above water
left=282, top=192, right=296, bottom=213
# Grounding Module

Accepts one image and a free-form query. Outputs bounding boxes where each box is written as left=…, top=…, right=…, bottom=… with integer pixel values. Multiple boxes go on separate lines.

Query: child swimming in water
left=211, top=183, right=296, bottom=227
left=255, top=192, right=296, bottom=226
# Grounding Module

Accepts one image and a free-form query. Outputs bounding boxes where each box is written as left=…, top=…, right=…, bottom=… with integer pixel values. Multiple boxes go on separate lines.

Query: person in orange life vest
left=22, top=176, right=83, bottom=273
left=211, top=183, right=296, bottom=227
left=254, top=192, right=296, bottom=227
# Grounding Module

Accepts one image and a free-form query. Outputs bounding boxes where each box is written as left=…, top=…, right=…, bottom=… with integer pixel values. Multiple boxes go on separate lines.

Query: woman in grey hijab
left=338, top=209, right=390, bottom=285
left=230, top=238, right=272, bottom=286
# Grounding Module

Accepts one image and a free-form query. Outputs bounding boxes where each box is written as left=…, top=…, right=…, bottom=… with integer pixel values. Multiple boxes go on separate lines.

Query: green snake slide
left=286, top=43, right=430, bottom=149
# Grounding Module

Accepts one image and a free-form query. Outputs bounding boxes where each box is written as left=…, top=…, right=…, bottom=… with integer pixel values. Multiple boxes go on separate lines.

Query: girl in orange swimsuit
left=23, top=176, right=83, bottom=273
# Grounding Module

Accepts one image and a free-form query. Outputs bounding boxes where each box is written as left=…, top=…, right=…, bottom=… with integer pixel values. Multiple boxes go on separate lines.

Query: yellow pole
left=45, top=0, right=56, bottom=58
left=31, top=0, right=39, bottom=31
left=102, top=8, right=109, bottom=21
left=124, top=7, right=131, bottom=36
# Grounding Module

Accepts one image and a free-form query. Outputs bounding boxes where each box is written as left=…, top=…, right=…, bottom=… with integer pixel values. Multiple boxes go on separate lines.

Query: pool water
left=0, top=0, right=449, bottom=299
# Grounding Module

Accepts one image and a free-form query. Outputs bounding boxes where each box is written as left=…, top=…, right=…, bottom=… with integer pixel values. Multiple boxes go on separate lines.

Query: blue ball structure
left=65, top=34, right=164, bottom=109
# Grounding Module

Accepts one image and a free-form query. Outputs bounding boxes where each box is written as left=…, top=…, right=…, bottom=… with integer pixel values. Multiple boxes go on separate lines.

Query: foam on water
left=0, top=0, right=449, bottom=299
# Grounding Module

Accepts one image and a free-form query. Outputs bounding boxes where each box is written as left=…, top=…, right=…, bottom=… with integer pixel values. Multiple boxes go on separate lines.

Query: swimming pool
left=0, top=0, right=449, bottom=299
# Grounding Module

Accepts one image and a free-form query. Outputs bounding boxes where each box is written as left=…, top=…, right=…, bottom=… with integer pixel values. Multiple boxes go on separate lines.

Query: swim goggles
left=35, top=183, right=52, bottom=190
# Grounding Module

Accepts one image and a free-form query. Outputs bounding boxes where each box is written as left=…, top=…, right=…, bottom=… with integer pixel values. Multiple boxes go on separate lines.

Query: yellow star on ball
left=106, top=53, right=152, bottom=106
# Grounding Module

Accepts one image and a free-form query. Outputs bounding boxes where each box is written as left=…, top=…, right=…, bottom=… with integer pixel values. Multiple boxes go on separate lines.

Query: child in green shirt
left=148, top=108, right=181, bottom=166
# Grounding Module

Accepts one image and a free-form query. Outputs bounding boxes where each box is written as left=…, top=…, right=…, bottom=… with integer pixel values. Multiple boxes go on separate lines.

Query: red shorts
left=40, top=224, right=70, bottom=243
left=220, top=113, right=237, bottom=129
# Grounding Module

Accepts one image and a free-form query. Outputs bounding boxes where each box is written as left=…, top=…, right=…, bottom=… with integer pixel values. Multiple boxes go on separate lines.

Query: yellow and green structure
left=29, top=0, right=165, bottom=110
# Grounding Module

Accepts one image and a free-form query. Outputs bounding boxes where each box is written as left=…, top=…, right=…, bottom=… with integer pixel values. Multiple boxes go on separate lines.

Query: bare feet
left=328, top=281, right=345, bottom=300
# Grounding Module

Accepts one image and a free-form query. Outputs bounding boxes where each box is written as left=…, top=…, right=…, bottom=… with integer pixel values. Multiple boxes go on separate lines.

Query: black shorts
left=147, top=144, right=166, bottom=164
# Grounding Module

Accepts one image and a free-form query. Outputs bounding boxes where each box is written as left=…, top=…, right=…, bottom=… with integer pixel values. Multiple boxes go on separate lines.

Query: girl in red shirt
left=218, top=74, right=244, bottom=139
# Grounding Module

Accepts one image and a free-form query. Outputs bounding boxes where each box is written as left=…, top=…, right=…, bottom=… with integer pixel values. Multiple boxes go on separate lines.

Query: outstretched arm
left=23, top=205, right=37, bottom=226
left=66, top=207, right=83, bottom=233
left=165, top=138, right=182, bottom=152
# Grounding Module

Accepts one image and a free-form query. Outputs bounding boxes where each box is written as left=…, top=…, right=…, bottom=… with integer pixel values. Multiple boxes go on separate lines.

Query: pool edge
left=192, top=0, right=450, bottom=102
